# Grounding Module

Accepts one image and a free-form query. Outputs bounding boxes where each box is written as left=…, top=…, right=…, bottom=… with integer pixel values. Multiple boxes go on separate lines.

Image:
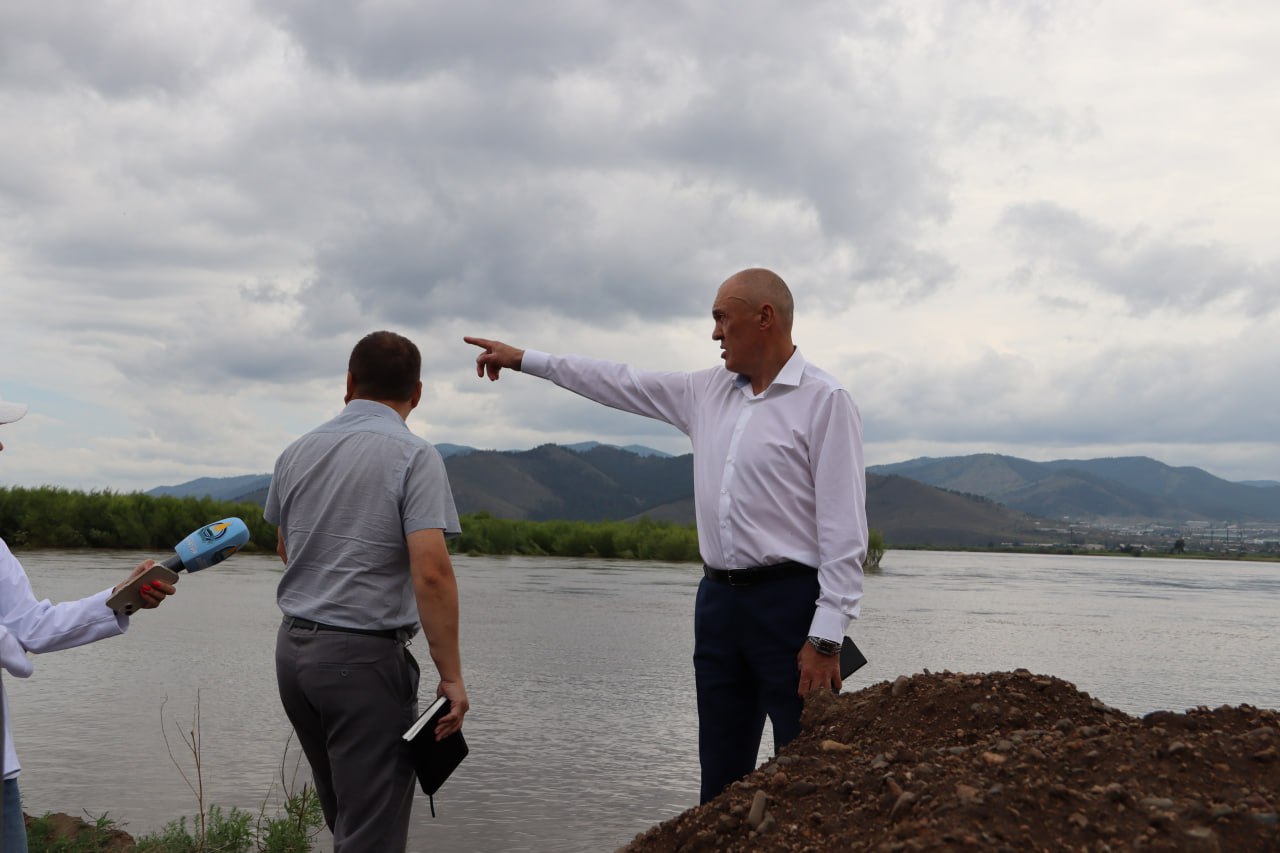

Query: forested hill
left=148, top=444, right=1046, bottom=547
left=870, top=453, right=1280, bottom=523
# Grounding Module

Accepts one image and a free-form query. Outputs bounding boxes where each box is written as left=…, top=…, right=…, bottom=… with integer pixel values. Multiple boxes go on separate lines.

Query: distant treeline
left=0, top=486, right=277, bottom=551
left=0, top=487, right=884, bottom=568
left=455, top=512, right=885, bottom=568
left=454, top=511, right=701, bottom=561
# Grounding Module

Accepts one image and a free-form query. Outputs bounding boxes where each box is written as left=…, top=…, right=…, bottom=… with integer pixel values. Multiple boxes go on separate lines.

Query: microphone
left=107, top=517, right=251, bottom=614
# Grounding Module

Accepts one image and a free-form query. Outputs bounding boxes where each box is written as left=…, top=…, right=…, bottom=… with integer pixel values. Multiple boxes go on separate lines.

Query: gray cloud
left=5, top=1, right=1280, bottom=490
left=862, top=329, right=1280, bottom=452
left=0, top=4, right=253, bottom=97
left=258, top=0, right=620, bottom=82
left=1002, top=201, right=1280, bottom=314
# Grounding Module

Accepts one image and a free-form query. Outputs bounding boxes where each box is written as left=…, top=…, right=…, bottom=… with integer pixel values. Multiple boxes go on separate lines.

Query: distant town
left=1020, top=518, right=1280, bottom=558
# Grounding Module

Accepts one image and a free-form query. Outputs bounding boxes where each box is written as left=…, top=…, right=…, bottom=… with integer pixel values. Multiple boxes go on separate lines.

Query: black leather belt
left=703, top=560, right=817, bottom=586
left=284, top=616, right=407, bottom=641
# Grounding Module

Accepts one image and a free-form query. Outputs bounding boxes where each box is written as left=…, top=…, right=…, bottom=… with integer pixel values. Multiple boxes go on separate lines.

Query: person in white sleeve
left=0, top=396, right=173, bottom=853
left=465, top=267, right=867, bottom=804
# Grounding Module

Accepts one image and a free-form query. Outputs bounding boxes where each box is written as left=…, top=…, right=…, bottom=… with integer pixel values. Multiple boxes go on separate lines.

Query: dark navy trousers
left=693, top=571, right=818, bottom=803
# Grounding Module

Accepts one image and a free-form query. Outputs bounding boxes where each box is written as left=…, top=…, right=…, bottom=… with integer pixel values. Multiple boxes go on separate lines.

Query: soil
left=23, top=810, right=136, bottom=851
left=26, top=669, right=1279, bottom=852
left=619, top=670, right=1280, bottom=852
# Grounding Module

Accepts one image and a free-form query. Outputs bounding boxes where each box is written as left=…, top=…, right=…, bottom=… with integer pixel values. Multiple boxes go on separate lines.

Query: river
left=8, top=549, right=1279, bottom=852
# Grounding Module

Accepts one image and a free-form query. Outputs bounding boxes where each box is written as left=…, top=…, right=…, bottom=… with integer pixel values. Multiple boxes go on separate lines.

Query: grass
left=28, top=691, right=324, bottom=853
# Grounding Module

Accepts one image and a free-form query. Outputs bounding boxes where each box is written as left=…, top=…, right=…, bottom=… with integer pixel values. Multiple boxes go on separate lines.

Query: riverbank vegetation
left=454, top=512, right=884, bottom=569
left=0, top=487, right=886, bottom=568
left=0, top=487, right=276, bottom=551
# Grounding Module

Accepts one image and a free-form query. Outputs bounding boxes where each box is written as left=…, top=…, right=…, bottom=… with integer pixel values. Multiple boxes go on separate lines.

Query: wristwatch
left=807, top=636, right=841, bottom=656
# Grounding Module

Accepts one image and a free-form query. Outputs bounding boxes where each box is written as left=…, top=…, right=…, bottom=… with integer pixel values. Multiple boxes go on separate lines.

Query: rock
left=747, top=790, right=768, bottom=828
left=891, top=675, right=910, bottom=697
left=786, top=781, right=818, bottom=797
left=889, top=791, right=916, bottom=821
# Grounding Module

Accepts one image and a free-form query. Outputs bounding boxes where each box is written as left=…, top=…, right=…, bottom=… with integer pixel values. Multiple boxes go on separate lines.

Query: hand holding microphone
left=107, top=518, right=251, bottom=615
left=113, top=560, right=173, bottom=610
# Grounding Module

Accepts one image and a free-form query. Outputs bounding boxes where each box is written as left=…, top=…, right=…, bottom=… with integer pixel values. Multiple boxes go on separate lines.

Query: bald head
left=712, top=267, right=797, bottom=392
left=721, top=268, right=794, bottom=334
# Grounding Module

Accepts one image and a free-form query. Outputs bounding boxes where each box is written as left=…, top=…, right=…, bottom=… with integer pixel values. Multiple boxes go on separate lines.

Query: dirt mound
left=620, top=670, right=1280, bottom=852
left=24, top=811, right=136, bottom=851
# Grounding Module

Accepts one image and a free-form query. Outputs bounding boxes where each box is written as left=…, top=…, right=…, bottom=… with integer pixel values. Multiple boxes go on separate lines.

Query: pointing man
left=466, top=267, right=866, bottom=802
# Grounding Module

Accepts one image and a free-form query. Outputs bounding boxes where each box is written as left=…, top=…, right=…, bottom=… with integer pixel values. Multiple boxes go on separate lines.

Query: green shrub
left=26, top=812, right=124, bottom=852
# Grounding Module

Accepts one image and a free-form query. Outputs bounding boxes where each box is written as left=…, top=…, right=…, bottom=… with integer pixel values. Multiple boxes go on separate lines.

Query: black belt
left=284, top=616, right=408, bottom=641
left=703, top=560, right=817, bottom=586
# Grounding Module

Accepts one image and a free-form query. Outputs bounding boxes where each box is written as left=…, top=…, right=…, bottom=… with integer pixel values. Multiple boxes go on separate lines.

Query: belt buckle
left=727, top=568, right=748, bottom=587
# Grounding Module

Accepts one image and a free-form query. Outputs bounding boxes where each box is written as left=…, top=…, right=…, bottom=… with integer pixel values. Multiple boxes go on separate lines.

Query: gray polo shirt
left=264, top=399, right=461, bottom=631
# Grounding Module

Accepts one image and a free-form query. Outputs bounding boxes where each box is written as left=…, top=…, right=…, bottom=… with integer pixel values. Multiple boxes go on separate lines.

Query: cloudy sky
left=2, top=0, right=1278, bottom=493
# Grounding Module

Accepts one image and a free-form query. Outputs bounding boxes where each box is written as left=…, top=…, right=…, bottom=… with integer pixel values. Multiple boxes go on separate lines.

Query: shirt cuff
left=807, top=606, right=847, bottom=645
left=520, top=349, right=551, bottom=377
left=95, top=587, right=130, bottom=633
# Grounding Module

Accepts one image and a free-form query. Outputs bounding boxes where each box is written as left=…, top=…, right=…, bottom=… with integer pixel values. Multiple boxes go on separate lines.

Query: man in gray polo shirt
left=265, top=330, right=467, bottom=853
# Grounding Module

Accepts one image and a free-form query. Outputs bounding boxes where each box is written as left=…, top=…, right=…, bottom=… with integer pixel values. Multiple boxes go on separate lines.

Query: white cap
left=0, top=399, right=28, bottom=425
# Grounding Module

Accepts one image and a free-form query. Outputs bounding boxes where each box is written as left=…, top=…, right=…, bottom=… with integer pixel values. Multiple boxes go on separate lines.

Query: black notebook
left=403, top=696, right=469, bottom=816
left=841, top=636, right=868, bottom=679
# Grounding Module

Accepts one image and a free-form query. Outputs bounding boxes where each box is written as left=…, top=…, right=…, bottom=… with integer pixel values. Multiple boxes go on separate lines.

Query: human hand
left=434, top=679, right=469, bottom=740
left=796, top=642, right=842, bottom=696
left=113, top=560, right=176, bottom=609
left=463, top=336, right=524, bottom=381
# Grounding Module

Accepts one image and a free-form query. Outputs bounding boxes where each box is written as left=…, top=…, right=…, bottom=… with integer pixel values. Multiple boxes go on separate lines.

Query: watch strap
left=807, top=635, right=841, bottom=656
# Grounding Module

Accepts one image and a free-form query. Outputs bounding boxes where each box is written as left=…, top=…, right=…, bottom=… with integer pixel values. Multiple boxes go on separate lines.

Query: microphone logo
left=200, top=522, right=232, bottom=543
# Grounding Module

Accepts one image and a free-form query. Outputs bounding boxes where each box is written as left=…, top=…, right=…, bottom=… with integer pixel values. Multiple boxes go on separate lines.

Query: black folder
left=841, top=636, right=868, bottom=679
left=403, top=696, right=469, bottom=816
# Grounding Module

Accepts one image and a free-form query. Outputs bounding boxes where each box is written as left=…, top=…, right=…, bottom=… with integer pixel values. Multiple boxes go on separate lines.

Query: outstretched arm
left=464, top=336, right=525, bottom=381
left=465, top=337, right=698, bottom=433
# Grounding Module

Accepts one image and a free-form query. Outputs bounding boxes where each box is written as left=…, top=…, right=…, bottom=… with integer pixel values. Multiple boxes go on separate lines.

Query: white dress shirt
left=0, top=538, right=127, bottom=777
left=521, top=347, right=867, bottom=642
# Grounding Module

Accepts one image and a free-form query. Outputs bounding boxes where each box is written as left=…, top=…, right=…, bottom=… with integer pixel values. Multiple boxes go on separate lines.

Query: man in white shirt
left=465, top=267, right=867, bottom=802
left=0, top=397, right=173, bottom=853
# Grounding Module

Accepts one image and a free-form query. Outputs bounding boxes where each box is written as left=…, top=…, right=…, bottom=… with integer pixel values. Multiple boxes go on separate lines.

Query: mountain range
left=146, top=443, right=1040, bottom=547
left=867, top=454, right=1280, bottom=524
left=147, top=446, right=1280, bottom=547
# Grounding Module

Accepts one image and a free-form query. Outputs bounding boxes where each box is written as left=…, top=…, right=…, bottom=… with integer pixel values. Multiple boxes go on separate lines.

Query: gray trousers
left=276, top=622, right=420, bottom=853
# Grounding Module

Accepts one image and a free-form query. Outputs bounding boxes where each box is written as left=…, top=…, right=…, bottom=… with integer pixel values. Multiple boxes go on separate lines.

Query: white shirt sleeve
left=807, top=390, right=868, bottom=641
left=1, top=538, right=129, bottom=778
left=0, top=558, right=126, bottom=653
left=521, top=350, right=698, bottom=435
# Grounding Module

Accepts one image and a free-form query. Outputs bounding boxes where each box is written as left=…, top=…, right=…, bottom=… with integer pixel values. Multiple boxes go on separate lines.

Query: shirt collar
left=733, top=347, right=807, bottom=394
left=343, top=398, right=409, bottom=428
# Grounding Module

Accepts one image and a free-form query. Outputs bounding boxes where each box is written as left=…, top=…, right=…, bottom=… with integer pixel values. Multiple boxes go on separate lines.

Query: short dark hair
left=348, top=331, right=421, bottom=401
